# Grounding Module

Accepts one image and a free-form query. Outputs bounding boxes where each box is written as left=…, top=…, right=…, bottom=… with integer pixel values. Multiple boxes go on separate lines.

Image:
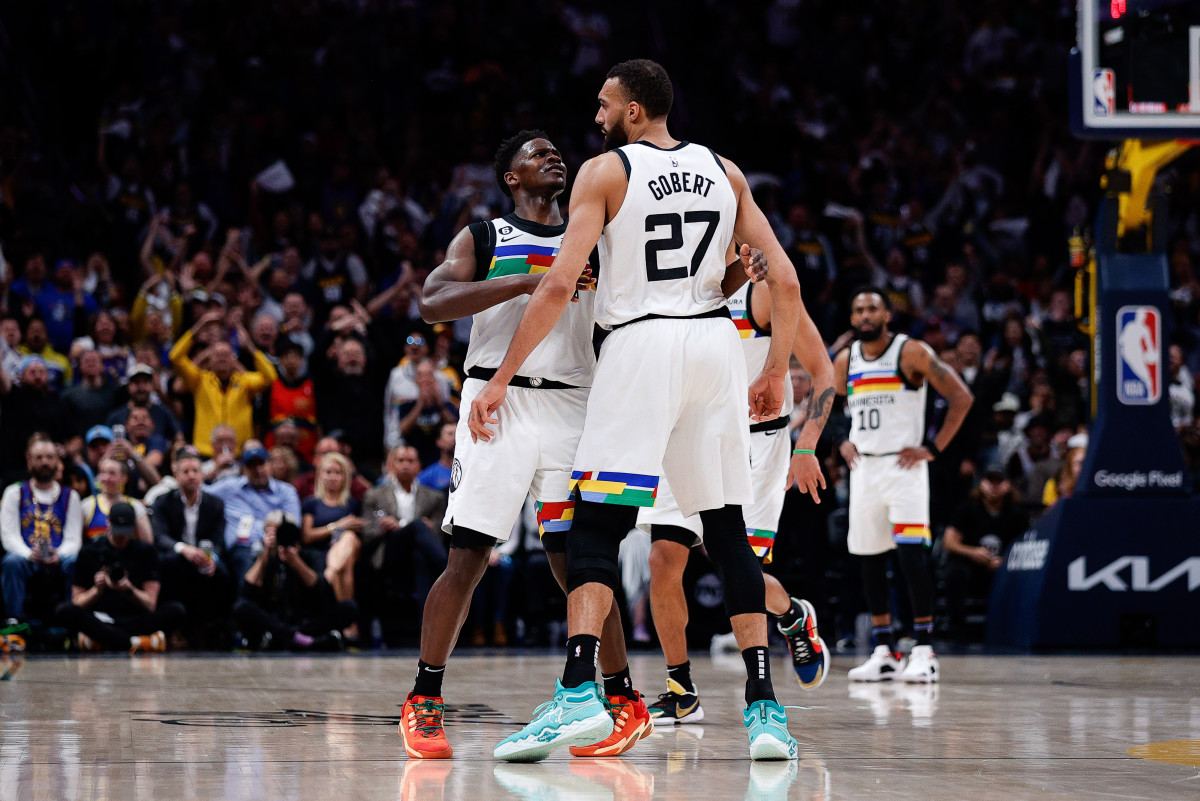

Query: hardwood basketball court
left=3, top=651, right=1198, bottom=799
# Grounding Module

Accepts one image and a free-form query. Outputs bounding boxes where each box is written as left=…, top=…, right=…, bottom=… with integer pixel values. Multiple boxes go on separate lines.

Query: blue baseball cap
left=241, top=446, right=270, bottom=465
left=86, top=425, right=115, bottom=445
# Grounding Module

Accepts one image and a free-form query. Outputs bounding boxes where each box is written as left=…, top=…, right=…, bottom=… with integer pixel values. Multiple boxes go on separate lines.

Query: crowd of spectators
left=2, top=0, right=1200, bottom=651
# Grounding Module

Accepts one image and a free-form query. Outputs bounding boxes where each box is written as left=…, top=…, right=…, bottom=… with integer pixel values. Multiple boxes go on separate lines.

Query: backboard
left=1072, top=0, right=1200, bottom=139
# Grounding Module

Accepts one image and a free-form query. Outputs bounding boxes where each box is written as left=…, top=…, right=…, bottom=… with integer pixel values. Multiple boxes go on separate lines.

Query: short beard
left=855, top=326, right=883, bottom=342
left=31, top=466, right=56, bottom=483
left=602, top=119, right=629, bottom=152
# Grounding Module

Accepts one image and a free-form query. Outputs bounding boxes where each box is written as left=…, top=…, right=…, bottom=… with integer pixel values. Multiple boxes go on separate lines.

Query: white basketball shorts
left=637, top=423, right=790, bottom=560
left=847, top=454, right=931, bottom=556
left=572, top=316, right=753, bottom=518
left=444, top=378, right=588, bottom=541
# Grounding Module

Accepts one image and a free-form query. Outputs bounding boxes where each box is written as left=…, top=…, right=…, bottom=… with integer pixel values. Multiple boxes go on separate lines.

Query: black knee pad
left=650, top=524, right=700, bottom=548
left=565, top=499, right=635, bottom=593
left=449, top=525, right=500, bottom=550
left=896, top=543, right=934, bottom=618
left=542, top=529, right=568, bottom=554
left=698, top=505, right=765, bottom=617
left=861, top=552, right=891, bottom=617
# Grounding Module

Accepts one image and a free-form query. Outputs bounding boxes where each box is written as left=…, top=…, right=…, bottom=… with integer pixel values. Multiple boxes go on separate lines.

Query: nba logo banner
left=1093, top=69, right=1115, bottom=116
left=1116, top=305, right=1161, bottom=405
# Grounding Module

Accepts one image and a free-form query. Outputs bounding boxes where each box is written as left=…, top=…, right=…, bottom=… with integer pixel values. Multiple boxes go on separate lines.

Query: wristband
left=922, top=439, right=942, bottom=459
left=174, top=542, right=186, bottom=554
left=793, top=449, right=816, bottom=456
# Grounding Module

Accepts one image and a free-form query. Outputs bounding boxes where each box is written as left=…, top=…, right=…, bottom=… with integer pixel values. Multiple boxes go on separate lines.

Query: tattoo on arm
left=806, top=387, right=836, bottom=428
left=926, top=357, right=949, bottom=383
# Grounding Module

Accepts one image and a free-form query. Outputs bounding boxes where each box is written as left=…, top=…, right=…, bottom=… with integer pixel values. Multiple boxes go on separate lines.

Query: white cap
left=992, top=392, right=1021, bottom=413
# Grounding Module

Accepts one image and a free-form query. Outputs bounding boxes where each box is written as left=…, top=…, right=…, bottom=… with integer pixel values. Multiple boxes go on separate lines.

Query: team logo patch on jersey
left=450, top=458, right=462, bottom=492
left=1117, top=306, right=1161, bottom=406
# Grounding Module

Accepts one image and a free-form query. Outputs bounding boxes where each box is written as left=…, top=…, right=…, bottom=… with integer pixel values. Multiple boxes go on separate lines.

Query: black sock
left=774, top=599, right=804, bottom=631
left=742, top=646, right=775, bottom=705
left=666, top=661, right=693, bottom=693
left=602, top=665, right=634, bottom=699
left=563, top=634, right=600, bottom=688
left=872, top=625, right=895, bottom=652
left=412, top=660, right=445, bottom=698
left=914, top=620, right=933, bottom=647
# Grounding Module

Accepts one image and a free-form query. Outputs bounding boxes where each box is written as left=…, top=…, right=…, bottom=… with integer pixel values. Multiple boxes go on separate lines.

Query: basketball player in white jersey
left=472, top=59, right=815, bottom=762
left=397, top=131, right=645, bottom=760
left=638, top=273, right=835, bottom=725
left=834, top=288, right=972, bottom=683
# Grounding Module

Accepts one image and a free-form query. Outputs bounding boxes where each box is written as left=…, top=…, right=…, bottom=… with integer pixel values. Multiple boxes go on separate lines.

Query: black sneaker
left=310, top=630, right=345, bottom=652
left=646, top=678, right=704, bottom=725
left=777, top=598, right=830, bottom=690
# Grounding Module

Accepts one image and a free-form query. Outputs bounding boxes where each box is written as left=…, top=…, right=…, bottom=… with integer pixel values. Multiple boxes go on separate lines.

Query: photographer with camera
left=232, top=512, right=355, bottom=651
left=57, top=501, right=185, bottom=652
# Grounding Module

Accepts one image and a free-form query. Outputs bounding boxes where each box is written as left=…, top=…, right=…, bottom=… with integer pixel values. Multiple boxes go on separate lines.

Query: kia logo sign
left=1068, top=556, right=1200, bottom=592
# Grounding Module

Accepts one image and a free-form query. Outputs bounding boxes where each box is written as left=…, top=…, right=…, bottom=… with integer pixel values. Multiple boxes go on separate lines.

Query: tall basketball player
left=471, top=59, right=814, bottom=762
left=397, top=131, right=643, bottom=760
left=834, top=288, right=973, bottom=683
left=639, top=270, right=836, bottom=726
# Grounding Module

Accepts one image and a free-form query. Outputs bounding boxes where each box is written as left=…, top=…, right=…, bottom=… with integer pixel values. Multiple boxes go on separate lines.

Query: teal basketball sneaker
left=494, top=680, right=614, bottom=763
left=742, top=699, right=798, bottom=761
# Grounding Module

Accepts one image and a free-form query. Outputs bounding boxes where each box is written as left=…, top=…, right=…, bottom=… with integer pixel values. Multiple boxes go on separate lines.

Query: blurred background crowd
left=2, top=0, right=1200, bottom=653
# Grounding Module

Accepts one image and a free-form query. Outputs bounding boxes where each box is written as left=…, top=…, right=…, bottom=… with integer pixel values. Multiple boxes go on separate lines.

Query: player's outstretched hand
left=740, top=243, right=767, bottom=283
left=787, top=452, right=825, bottom=503
left=748, top=371, right=785, bottom=421
left=468, top=379, right=507, bottom=442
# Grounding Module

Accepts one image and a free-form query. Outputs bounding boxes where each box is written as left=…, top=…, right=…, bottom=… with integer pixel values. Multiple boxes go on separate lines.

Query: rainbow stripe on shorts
left=536, top=500, right=574, bottom=536
left=570, top=471, right=659, bottom=507
left=892, top=523, right=931, bottom=545
left=747, top=528, right=776, bottom=562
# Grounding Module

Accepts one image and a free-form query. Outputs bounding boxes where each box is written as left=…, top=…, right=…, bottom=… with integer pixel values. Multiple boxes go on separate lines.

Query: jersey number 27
left=644, top=211, right=719, bottom=281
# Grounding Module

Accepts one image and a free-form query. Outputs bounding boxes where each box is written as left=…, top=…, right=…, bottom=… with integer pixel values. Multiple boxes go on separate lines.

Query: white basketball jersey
left=464, top=215, right=596, bottom=385
left=729, top=281, right=794, bottom=421
left=594, top=142, right=737, bottom=328
left=847, top=334, right=926, bottom=453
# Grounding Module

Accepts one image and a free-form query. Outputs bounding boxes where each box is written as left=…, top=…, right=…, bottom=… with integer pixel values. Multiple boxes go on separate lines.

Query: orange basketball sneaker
left=568, top=692, right=653, bottom=757
left=399, top=694, right=453, bottom=759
